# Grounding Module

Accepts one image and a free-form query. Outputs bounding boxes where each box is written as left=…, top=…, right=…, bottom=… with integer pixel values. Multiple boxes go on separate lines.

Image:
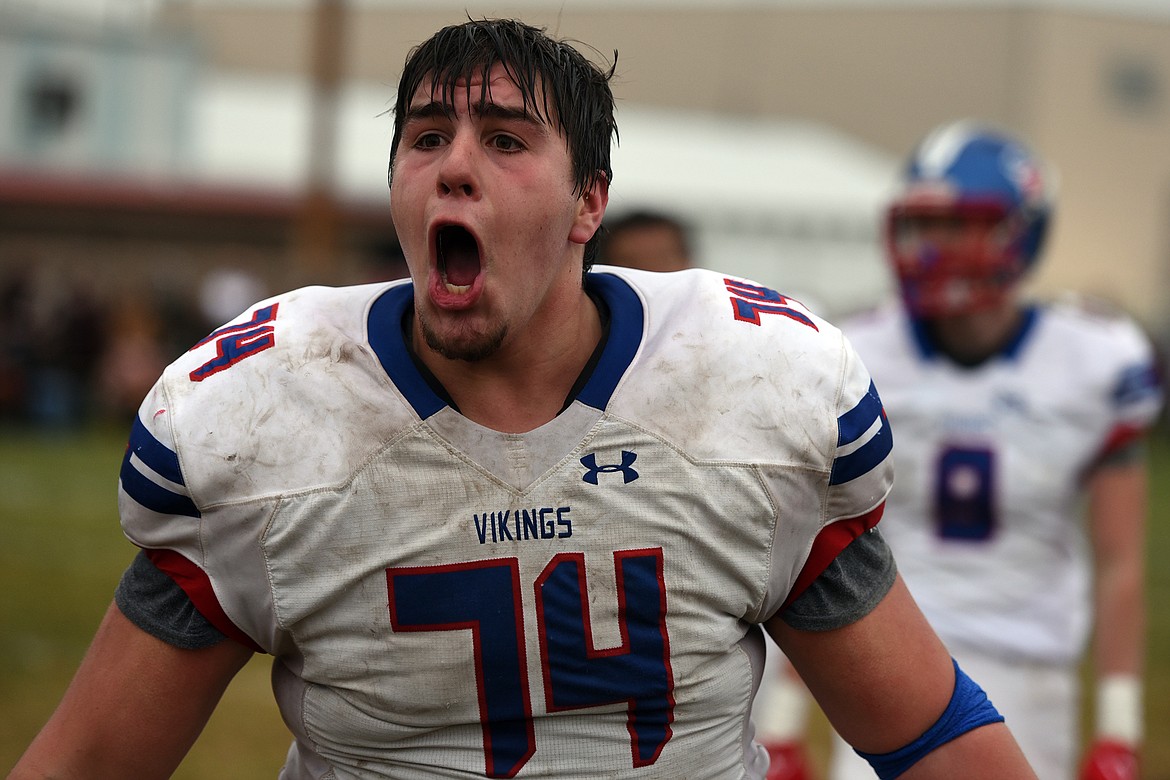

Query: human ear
left=569, top=174, right=609, bottom=246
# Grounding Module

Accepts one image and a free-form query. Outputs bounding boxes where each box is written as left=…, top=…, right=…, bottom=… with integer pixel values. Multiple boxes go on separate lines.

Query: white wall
left=608, top=105, right=899, bottom=317
left=0, top=12, right=197, bottom=177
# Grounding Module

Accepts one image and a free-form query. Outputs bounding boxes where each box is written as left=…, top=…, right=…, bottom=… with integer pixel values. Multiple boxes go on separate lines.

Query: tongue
left=443, top=233, right=480, bottom=287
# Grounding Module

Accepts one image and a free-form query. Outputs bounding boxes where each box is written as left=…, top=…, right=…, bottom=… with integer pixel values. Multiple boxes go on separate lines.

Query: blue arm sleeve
left=854, top=658, right=1004, bottom=779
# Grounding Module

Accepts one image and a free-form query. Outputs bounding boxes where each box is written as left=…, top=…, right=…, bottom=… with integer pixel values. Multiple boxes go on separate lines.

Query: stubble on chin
left=418, top=313, right=507, bottom=363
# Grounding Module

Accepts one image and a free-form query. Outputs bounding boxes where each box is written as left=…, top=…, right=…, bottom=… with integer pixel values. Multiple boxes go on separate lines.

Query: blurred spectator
left=97, top=293, right=168, bottom=426
left=23, top=276, right=108, bottom=430
left=153, top=279, right=210, bottom=362
left=1, top=257, right=277, bottom=430
left=599, top=209, right=693, bottom=272
left=0, top=266, right=36, bottom=423
left=361, top=237, right=409, bottom=283
left=198, top=267, right=267, bottom=331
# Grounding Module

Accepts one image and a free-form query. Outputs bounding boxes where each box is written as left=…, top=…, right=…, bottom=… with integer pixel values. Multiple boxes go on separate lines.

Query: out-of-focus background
left=0, top=0, right=1167, bottom=777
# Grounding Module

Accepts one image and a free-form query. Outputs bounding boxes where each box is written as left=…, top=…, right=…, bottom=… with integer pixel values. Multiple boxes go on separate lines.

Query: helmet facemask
left=887, top=197, right=1030, bottom=318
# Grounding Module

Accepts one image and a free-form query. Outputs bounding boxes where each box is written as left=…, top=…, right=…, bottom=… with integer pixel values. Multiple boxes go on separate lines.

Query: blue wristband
left=855, top=658, right=1004, bottom=779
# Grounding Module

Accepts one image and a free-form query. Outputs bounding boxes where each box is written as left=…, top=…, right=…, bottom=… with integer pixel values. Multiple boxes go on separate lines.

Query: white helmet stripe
left=916, top=120, right=980, bottom=177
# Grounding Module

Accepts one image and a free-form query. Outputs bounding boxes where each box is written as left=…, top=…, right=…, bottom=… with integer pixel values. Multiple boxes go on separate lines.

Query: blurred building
left=1, top=0, right=1168, bottom=334
left=0, top=1, right=398, bottom=315
left=0, top=7, right=196, bottom=177
left=161, top=0, right=1170, bottom=330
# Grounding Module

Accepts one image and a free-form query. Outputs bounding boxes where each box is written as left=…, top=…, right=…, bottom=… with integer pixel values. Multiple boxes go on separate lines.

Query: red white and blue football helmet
left=886, top=120, right=1054, bottom=317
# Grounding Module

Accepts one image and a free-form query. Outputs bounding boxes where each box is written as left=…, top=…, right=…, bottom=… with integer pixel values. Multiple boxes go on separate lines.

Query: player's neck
left=926, top=300, right=1026, bottom=367
left=420, top=291, right=604, bottom=433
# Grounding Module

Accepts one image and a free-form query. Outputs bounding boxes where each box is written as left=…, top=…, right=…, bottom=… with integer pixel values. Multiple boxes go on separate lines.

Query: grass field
left=2, top=423, right=1168, bottom=778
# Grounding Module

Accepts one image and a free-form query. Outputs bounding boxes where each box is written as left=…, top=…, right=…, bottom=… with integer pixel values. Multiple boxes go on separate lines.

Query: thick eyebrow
left=402, top=101, right=457, bottom=125
left=402, top=99, right=549, bottom=132
left=475, top=102, right=547, bottom=129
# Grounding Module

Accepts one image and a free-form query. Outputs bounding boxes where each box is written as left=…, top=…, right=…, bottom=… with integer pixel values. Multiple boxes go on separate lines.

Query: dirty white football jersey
left=842, top=297, right=1163, bottom=666
left=119, top=267, right=892, bottom=779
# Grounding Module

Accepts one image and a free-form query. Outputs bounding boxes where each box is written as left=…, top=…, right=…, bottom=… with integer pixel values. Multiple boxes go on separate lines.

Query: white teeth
left=445, top=282, right=471, bottom=294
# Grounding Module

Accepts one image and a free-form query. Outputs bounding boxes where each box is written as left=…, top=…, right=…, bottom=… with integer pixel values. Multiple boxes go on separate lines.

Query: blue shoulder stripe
left=837, top=381, right=883, bottom=447
left=121, top=418, right=200, bottom=518
left=127, top=415, right=184, bottom=484
left=1113, top=362, right=1163, bottom=406
left=120, top=460, right=201, bottom=518
left=830, top=381, right=893, bottom=486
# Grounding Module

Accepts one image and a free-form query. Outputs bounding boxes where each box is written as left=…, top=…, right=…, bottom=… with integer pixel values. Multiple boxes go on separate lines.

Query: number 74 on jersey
left=388, top=547, right=674, bottom=778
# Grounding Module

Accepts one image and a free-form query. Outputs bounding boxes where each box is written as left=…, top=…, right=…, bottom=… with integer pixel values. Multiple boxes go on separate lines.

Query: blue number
left=934, top=447, right=996, bottom=541
left=724, top=278, right=817, bottom=331
left=189, top=304, right=278, bottom=382
left=387, top=560, right=534, bottom=778
left=535, top=550, right=674, bottom=767
left=387, top=549, right=674, bottom=777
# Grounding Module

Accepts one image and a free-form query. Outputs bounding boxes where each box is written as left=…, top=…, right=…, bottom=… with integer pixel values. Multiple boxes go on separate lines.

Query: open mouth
left=437, top=225, right=481, bottom=293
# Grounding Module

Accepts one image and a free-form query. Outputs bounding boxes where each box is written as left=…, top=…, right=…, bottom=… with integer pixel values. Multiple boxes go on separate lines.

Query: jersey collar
left=909, top=304, right=1040, bottom=366
left=367, top=272, right=644, bottom=420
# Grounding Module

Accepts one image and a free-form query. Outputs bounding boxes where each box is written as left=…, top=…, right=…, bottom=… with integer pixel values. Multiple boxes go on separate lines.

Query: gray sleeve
left=777, top=527, right=897, bottom=632
left=114, top=550, right=229, bottom=650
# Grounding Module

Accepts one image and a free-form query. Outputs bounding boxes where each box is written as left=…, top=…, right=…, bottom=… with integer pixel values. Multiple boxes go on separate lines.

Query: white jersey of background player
left=830, top=122, right=1164, bottom=780
left=848, top=299, right=1158, bottom=666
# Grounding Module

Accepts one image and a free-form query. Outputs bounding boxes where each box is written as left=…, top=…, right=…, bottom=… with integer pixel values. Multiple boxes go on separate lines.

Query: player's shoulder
left=164, top=281, right=396, bottom=385
left=1037, top=291, right=1154, bottom=356
left=595, top=265, right=843, bottom=356
left=595, top=267, right=867, bottom=459
left=1028, top=294, right=1163, bottom=413
left=142, top=280, right=412, bottom=499
left=153, top=279, right=406, bottom=436
left=1045, top=290, right=1141, bottom=322
left=1035, top=294, right=1164, bottom=419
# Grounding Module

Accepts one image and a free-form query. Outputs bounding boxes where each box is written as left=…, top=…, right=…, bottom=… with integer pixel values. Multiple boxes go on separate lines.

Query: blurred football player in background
left=822, top=120, right=1164, bottom=779
left=598, top=209, right=694, bottom=272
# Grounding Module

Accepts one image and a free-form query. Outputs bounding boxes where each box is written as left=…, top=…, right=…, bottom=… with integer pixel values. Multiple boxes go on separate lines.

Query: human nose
left=437, top=130, right=479, bottom=198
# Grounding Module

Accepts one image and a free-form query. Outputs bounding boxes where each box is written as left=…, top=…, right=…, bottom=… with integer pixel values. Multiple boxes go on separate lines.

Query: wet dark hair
left=389, top=18, right=618, bottom=269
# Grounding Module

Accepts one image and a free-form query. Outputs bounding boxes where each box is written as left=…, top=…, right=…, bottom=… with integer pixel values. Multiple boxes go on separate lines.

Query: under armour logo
left=580, top=451, right=640, bottom=484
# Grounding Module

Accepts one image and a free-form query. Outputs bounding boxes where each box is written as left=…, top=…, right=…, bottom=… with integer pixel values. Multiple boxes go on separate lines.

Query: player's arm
left=766, top=575, right=1036, bottom=780
left=1087, top=454, right=1146, bottom=701
left=9, top=600, right=253, bottom=780
left=1079, top=451, right=1148, bottom=779
left=1076, top=313, right=1163, bottom=779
